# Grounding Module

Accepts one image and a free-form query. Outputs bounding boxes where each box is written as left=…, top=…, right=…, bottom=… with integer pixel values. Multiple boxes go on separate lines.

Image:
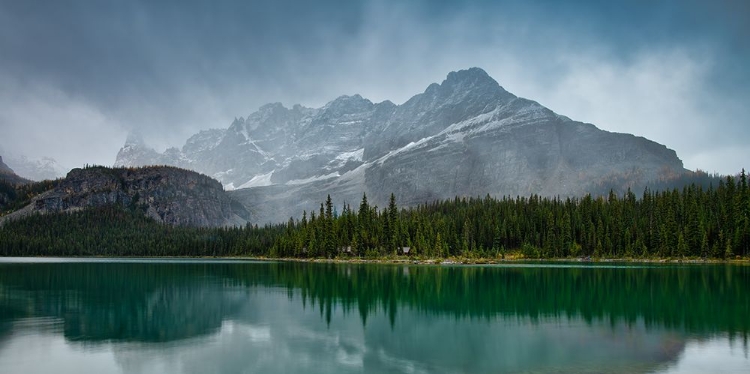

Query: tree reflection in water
left=0, top=260, right=748, bottom=373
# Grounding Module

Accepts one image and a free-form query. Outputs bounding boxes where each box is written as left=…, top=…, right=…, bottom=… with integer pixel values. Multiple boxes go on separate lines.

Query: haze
left=1, top=0, right=748, bottom=175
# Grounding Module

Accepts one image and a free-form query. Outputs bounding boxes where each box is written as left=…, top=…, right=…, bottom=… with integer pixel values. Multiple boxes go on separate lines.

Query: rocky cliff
left=1, top=166, right=249, bottom=227
left=115, top=68, right=686, bottom=224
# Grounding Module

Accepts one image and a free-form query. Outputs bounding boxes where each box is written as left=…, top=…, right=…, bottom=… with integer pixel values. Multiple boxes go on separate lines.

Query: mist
left=0, top=0, right=748, bottom=174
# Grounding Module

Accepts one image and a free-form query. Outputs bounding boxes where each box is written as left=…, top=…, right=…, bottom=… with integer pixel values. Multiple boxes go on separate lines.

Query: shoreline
left=259, top=256, right=750, bottom=265
left=3, top=255, right=748, bottom=265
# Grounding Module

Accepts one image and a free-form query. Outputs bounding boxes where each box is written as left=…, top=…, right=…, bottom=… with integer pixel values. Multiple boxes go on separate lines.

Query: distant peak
left=444, top=67, right=497, bottom=87
left=124, top=131, right=146, bottom=147
left=331, top=94, right=368, bottom=103
left=376, top=99, right=396, bottom=107
left=425, top=83, right=441, bottom=94
left=232, top=117, right=245, bottom=126
left=258, top=102, right=286, bottom=112
left=324, top=94, right=373, bottom=110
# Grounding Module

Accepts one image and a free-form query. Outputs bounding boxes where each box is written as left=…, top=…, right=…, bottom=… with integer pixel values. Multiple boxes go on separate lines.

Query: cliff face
left=362, top=99, right=684, bottom=205
left=1, top=166, right=249, bottom=227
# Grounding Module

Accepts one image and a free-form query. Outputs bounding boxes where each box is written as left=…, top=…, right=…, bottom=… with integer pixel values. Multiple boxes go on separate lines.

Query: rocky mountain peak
left=439, top=67, right=501, bottom=94
left=404, top=68, right=514, bottom=113
left=323, top=94, right=373, bottom=114
left=257, top=102, right=287, bottom=114
left=114, top=132, right=161, bottom=168
left=329, top=94, right=366, bottom=103
left=445, top=67, right=495, bottom=85
left=438, top=67, right=513, bottom=101
left=124, top=131, right=147, bottom=147
left=231, top=117, right=245, bottom=126
left=247, top=102, right=293, bottom=128
left=115, top=67, right=687, bottom=224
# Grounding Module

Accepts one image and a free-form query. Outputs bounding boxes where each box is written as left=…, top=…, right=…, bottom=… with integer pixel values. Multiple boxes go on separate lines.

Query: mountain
left=0, top=166, right=249, bottom=227
left=115, top=67, right=685, bottom=223
left=3, top=154, right=67, bottom=181
left=1, top=156, right=29, bottom=208
left=0, top=156, right=13, bottom=175
left=0, top=156, right=30, bottom=186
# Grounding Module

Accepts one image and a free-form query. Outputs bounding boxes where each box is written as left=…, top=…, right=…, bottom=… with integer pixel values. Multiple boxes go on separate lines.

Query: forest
left=0, top=170, right=748, bottom=260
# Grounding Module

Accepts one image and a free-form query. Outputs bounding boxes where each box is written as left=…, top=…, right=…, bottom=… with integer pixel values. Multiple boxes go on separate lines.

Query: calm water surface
left=0, top=258, right=748, bottom=373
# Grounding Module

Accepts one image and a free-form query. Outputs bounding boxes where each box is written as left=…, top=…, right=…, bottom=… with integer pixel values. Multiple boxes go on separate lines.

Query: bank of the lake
left=251, top=254, right=750, bottom=265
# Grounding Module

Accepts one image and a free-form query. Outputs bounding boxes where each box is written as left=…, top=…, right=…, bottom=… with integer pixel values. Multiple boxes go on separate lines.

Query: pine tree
left=358, top=193, right=370, bottom=253
left=388, top=193, right=399, bottom=253
left=434, top=232, right=445, bottom=258
left=725, top=238, right=733, bottom=259
left=324, top=195, right=336, bottom=257
left=677, top=232, right=688, bottom=258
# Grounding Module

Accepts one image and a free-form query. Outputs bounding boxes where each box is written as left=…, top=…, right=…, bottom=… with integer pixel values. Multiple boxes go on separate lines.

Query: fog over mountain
left=116, top=68, right=685, bottom=223
left=0, top=1, right=748, bottom=176
left=0, top=153, right=67, bottom=181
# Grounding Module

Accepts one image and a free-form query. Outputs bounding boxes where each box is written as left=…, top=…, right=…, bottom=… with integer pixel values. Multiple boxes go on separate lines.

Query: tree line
left=0, top=170, right=748, bottom=259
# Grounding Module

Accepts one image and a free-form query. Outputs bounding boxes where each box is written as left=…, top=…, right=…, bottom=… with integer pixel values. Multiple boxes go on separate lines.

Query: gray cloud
left=0, top=0, right=747, bottom=174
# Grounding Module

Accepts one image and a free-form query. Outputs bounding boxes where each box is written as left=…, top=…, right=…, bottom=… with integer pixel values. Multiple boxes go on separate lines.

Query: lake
left=0, top=258, right=748, bottom=373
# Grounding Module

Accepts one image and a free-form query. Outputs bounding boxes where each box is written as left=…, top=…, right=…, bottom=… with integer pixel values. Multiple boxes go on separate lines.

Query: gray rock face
left=114, top=95, right=393, bottom=189
left=115, top=67, right=686, bottom=224
left=1, top=166, right=249, bottom=227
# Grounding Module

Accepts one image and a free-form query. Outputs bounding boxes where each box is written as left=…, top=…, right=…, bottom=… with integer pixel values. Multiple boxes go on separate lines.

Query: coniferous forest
left=0, top=170, right=748, bottom=260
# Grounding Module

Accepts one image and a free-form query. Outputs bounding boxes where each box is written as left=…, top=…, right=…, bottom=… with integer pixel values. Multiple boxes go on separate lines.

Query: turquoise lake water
left=0, top=258, right=748, bottom=373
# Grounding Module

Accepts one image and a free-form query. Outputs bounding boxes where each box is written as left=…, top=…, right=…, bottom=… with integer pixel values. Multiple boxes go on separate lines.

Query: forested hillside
left=0, top=165, right=249, bottom=227
left=1, top=170, right=748, bottom=259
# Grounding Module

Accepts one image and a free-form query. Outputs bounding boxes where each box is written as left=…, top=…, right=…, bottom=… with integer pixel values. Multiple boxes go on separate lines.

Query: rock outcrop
left=115, top=67, right=686, bottom=224
left=1, top=166, right=249, bottom=227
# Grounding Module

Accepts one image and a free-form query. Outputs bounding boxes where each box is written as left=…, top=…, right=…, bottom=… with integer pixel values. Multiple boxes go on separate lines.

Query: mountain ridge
left=115, top=67, right=686, bottom=223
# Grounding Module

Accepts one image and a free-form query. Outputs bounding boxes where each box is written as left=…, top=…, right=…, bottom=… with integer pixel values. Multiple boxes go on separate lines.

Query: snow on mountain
left=237, top=171, right=275, bottom=189
left=115, top=67, right=686, bottom=223
left=3, top=154, right=67, bottom=181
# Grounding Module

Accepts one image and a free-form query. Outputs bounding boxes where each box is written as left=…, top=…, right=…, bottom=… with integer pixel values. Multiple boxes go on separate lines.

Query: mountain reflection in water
left=0, top=259, right=748, bottom=373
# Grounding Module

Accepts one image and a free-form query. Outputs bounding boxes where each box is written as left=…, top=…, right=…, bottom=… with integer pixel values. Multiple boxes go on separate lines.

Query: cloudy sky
left=0, top=0, right=747, bottom=174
